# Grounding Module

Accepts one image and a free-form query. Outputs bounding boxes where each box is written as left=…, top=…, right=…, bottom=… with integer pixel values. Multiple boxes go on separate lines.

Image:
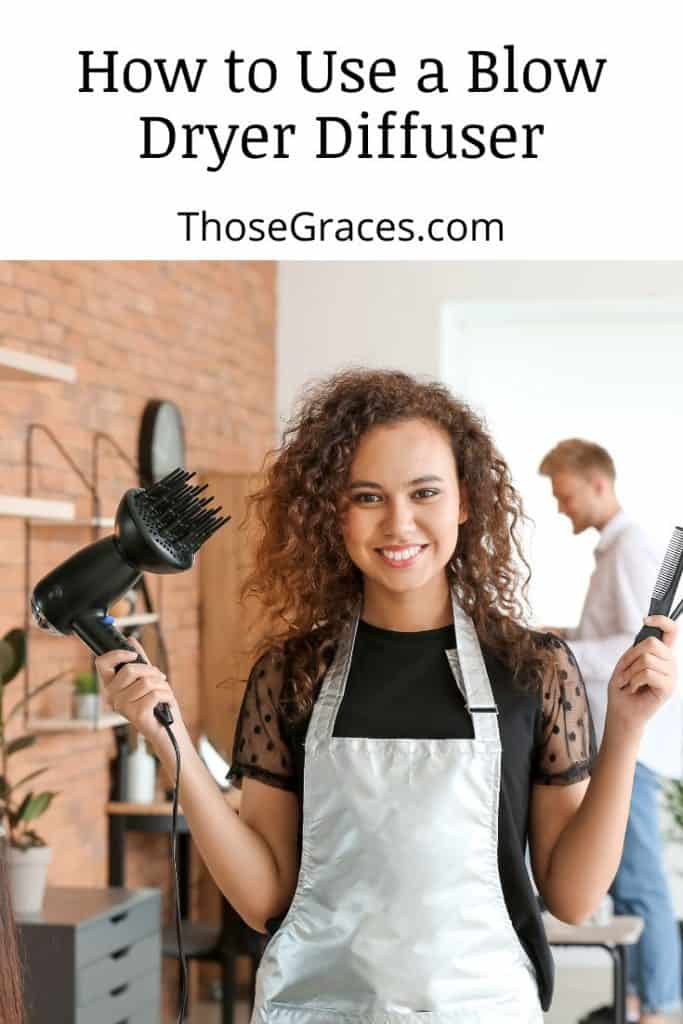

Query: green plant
left=73, top=670, right=98, bottom=696
left=0, top=628, right=70, bottom=850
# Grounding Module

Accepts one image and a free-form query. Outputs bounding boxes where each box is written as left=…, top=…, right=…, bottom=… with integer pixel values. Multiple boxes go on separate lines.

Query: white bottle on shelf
left=125, top=734, right=157, bottom=803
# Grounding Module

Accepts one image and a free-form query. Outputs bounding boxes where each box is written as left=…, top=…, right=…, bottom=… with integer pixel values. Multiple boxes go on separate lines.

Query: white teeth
left=380, top=545, right=422, bottom=562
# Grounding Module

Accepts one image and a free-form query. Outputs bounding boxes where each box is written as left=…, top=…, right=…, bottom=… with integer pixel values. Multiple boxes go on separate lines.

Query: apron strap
left=444, top=649, right=500, bottom=742
left=308, top=610, right=360, bottom=745
left=447, top=598, right=500, bottom=743
left=309, top=592, right=500, bottom=745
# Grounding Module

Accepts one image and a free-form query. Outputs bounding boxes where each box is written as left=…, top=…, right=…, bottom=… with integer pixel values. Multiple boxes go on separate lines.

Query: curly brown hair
left=244, top=368, right=544, bottom=721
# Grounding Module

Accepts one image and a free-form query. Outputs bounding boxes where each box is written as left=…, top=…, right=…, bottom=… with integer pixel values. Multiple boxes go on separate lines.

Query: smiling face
left=341, top=419, right=467, bottom=615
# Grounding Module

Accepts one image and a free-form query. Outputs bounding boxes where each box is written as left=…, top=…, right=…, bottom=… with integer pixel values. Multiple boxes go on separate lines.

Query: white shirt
left=567, top=510, right=682, bottom=779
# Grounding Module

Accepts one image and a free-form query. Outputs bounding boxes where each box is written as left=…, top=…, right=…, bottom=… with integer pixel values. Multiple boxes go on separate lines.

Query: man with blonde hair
left=539, top=439, right=682, bottom=1024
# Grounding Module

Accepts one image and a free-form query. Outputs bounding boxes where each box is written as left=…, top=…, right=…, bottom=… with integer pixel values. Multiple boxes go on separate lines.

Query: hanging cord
left=159, top=721, right=188, bottom=1024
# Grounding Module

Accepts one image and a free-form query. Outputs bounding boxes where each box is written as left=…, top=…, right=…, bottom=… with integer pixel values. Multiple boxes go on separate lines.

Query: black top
left=229, top=622, right=597, bottom=1012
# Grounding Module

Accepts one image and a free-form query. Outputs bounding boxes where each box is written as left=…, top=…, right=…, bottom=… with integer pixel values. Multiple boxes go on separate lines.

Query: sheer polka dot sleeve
left=533, top=634, right=597, bottom=786
left=227, top=652, right=297, bottom=792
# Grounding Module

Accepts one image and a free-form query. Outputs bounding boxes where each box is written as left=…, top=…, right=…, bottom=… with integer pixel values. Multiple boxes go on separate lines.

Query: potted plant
left=0, top=628, right=69, bottom=913
left=73, top=669, right=99, bottom=721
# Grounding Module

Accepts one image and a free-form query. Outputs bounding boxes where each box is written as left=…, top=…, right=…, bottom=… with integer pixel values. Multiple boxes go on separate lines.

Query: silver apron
left=251, top=596, right=543, bottom=1023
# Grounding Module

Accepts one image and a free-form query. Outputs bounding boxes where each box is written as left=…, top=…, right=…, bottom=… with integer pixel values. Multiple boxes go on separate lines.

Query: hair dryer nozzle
left=116, top=469, right=230, bottom=574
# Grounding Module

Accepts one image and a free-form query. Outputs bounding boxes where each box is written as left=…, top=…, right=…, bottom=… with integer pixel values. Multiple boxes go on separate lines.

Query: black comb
left=634, top=526, right=683, bottom=644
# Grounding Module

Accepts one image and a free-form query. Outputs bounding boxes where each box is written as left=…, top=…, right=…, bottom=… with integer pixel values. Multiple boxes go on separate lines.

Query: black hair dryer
left=31, top=468, right=230, bottom=723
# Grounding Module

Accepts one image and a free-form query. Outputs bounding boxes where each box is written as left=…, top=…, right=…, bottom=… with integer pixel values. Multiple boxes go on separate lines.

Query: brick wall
left=0, top=261, right=276, bottom=1011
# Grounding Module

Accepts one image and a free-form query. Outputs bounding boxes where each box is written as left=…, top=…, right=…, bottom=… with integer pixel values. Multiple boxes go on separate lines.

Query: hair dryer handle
left=71, top=612, right=140, bottom=665
left=71, top=613, right=173, bottom=726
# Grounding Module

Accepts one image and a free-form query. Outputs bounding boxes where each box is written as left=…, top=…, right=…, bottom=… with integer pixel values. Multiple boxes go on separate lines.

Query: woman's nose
left=382, top=499, right=415, bottom=537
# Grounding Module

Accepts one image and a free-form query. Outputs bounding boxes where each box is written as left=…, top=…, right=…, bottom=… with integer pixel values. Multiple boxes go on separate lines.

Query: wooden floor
left=165, top=1000, right=250, bottom=1023
left=545, top=965, right=682, bottom=1023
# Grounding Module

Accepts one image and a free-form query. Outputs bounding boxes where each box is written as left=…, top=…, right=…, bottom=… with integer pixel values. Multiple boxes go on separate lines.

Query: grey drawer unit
left=18, top=886, right=161, bottom=1024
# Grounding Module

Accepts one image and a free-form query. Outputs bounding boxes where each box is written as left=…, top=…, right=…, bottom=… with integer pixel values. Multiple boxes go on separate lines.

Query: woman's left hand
left=606, top=615, right=678, bottom=735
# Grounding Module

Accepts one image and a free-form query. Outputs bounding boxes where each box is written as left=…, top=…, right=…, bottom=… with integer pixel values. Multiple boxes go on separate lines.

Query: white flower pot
left=74, top=693, right=100, bottom=720
left=7, top=845, right=52, bottom=914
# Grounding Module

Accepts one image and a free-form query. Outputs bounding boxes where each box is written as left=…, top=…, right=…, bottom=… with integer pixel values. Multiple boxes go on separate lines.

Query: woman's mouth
left=376, top=544, right=428, bottom=568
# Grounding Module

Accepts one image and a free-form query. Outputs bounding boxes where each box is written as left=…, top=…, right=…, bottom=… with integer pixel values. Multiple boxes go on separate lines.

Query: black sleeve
left=227, top=652, right=297, bottom=792
left=532, top=634, right=597, bottom=786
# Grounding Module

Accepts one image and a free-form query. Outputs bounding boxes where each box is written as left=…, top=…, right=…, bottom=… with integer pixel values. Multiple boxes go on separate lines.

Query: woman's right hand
left=95, top=637, right=184, bottom=753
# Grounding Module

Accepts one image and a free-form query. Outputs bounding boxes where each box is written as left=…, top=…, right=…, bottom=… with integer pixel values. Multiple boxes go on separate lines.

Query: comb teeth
left=652, top=527, right=683, bottom=600
left=141, top=469, right=230, bottom=554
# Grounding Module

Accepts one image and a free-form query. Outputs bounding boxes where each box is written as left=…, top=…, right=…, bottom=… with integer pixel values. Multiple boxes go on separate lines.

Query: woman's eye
left=353, top=493, right=382, bottom=504
left=413, top=489, right=439, bottom=499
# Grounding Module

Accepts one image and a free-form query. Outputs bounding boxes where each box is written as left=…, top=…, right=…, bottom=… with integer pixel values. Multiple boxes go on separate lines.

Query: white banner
left=1, top=0, right=681, bottom=258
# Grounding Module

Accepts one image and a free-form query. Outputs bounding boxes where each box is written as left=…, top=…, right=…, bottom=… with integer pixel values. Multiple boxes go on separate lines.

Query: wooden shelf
left=0, top=495, right=75, bottom=520
left=26, top=713, right=127, bottom=733
left=114, top=613, right=159, bottom=628
left=30, top=613, right=160, bottom=634
left=107, top=801, right=177, bottom=815
left=0, top=346, right=76, bottom=383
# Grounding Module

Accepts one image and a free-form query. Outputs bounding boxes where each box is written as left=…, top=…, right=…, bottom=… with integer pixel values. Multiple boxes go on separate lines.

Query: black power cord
left=155, top=710, right=188, bottom=1024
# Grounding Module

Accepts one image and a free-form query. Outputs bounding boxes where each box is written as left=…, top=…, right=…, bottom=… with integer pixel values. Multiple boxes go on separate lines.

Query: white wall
left=277, top=261, right=683, bottom=423
left=440, top=301, right=683, bottom=627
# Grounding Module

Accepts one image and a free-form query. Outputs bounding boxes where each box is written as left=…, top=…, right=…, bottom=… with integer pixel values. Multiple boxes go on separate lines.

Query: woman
left=0, top=830, right=25, bottom=1024
left=96, top=369, right=677, bottom=1022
